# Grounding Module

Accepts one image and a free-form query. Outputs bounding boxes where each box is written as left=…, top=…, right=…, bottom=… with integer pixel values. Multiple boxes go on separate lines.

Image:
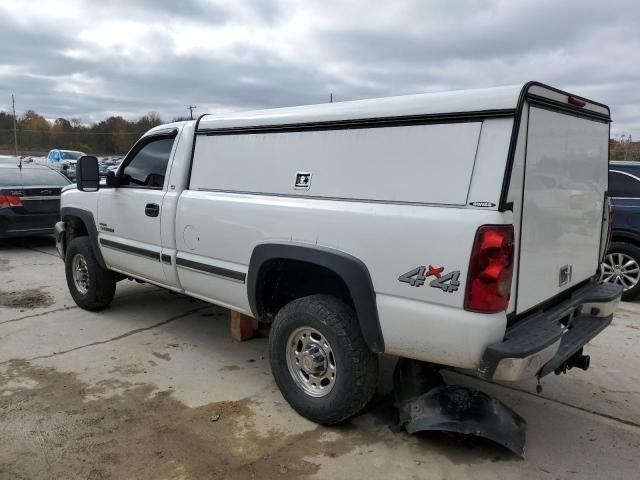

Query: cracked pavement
left=1, top=236, right=639, bottom=479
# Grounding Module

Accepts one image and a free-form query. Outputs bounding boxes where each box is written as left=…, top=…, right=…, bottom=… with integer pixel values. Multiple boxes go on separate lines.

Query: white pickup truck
left=56, top=82, right=621, bottom=427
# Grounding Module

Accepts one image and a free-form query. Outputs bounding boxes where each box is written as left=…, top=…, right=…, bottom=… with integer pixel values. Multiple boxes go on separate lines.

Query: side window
left=120, top=137, right=174, bottom=188
left=609, top=170, right=640, bottom=198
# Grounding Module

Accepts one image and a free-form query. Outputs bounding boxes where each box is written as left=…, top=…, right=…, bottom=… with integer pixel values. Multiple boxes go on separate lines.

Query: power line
left=11, top=94, right=18, bottom=156
left=0, top=128, right=144, bottom=135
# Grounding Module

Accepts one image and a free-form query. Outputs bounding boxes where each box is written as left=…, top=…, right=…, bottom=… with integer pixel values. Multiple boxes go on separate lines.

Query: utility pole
left=11, top=94, right=18, bottom=156
left=329, top=92, right=333, bottom=103
left=187, top=105, right=197, bottom=120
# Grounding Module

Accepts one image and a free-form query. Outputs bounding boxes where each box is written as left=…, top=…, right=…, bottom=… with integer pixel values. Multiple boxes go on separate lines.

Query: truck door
left=97, top=132, right=177, bottom=286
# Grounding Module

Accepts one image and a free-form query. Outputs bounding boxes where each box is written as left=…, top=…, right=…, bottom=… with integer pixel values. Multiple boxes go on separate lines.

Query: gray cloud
left=0, top=0, right=638, bottom=136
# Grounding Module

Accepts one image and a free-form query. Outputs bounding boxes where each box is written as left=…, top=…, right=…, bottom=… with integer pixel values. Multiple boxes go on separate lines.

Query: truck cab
left=55, top=82, right=621, bottom=427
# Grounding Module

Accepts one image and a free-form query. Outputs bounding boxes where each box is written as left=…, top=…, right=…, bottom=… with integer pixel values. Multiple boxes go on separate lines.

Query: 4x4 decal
left=398, top=265, right=461, bottom=293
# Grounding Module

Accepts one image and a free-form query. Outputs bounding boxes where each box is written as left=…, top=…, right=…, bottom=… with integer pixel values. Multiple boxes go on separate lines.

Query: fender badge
left=469, top=201, right=496, bottom=208
left=398, top=265, right=461, bottom=293
left=99, top=222, right=115, bottom=233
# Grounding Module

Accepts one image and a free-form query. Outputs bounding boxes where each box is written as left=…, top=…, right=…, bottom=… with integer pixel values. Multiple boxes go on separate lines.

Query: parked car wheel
left=601, top=242, right=640, bottom=300
left=65, top=237, right=116, bottom=310
left=269, top=294, right=378, bottom=425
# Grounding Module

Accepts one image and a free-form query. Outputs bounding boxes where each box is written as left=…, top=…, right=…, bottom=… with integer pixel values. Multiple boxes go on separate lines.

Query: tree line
left=1, top=108, right=639, bottom=160
left=610, top=134, right=640, bottom=161
left=0, top=110, right=189, bottom=156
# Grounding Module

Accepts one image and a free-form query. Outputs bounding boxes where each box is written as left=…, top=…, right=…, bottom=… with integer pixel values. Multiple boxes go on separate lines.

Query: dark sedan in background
left=0, top=158, right=71, bottom=238
left=602, top=161, right=640, bottom=300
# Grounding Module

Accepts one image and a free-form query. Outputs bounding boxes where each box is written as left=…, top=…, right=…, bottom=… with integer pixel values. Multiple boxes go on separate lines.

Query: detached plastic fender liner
left=247, top=243, right=384, bottom=354
left=393, top=358, right=527, bottom=458
left=397, top=384, right=527, bottom=458
left=60, top=207, right=106, bottom=268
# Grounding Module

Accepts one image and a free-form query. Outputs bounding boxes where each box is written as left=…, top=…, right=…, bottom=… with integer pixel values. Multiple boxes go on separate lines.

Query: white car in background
left=46, top=149, right=86, bottom=180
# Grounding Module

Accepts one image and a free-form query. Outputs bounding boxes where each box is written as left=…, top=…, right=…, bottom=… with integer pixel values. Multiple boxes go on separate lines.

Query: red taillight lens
left=0, top=195, right=23, bottom=208
left=464, top=224, right=515, bottom=313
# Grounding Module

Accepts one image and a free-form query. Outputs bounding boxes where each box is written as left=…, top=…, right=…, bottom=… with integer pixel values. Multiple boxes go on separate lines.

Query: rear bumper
left=478, top=282, right=622, bottom=381
left=0, top=211, right=59, bottom=238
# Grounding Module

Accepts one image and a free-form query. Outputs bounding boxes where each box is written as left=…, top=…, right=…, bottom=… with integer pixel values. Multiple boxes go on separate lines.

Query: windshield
left=60, top=151, right=84, bottom=160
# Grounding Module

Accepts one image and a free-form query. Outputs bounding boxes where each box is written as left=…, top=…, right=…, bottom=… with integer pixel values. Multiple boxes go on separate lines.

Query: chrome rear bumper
left=479, top=282, right=622, bottom=382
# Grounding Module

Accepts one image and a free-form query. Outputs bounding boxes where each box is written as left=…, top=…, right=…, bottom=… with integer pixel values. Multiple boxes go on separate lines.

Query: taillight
left=0, top=195, right=23, bottom=208
left=464, top=224, right=515, bottom=313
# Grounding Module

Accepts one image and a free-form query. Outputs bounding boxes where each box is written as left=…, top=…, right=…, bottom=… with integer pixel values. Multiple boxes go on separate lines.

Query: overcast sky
left=0, top=0, right=638, bottom=136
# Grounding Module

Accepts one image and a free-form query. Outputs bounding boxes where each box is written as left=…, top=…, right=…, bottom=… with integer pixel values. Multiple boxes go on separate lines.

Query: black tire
left=603, top=242, right=640, bottom=301
left=65, top=236, right=116, bottom=310
left=269, top=294, right=378, bottom=425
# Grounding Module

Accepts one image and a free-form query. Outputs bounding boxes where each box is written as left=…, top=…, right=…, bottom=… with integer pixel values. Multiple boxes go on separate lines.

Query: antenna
left=11, top=93, right=18, bottom=157
left=187, top=105, right=197, bottom=120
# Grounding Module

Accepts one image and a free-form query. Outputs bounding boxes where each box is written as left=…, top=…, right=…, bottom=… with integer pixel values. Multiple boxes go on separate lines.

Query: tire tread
left=269, top=294, right=378, bottom=425
left=65, top=236, right=116, bottom=310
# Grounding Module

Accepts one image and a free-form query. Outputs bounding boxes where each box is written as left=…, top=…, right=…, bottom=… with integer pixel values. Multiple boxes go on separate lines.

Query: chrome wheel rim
left=285, top=327, right=336, bottom=398
left=72, top=253, right=90, bottom=294
left=601, top=252, right=640, bottom=291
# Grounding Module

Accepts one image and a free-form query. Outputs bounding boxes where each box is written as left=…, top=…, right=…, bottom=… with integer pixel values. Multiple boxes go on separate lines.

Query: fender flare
left=247, top=243, right=384, bottom=354
left=60, top=206, right=106, bottom=268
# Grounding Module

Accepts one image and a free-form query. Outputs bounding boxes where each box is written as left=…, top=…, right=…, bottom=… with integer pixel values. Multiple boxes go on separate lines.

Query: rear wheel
left=269, top=295, right=378, bottom=425
left=65, top=237, right=116, bottom=310
left=601, top=242, right=640, bottom=300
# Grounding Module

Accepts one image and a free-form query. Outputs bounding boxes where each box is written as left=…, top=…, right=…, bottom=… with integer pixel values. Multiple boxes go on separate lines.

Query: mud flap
left=394, top=360, right=527, bottom=458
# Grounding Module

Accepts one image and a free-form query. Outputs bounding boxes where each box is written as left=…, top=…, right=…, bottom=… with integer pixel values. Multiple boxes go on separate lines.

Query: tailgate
left=516, top=106, right=609, bottom=313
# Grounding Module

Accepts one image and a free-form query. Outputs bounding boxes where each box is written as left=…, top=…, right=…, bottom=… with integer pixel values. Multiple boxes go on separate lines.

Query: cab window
left=120, top=137, right=175, bottom=188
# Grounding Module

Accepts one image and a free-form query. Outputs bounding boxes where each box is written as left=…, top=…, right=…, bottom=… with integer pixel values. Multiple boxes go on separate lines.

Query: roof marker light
left=568, top=96, right=586, bottom=108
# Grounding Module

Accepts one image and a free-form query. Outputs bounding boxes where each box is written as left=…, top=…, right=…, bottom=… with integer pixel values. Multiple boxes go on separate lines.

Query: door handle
left=145, top=203, right=160, bottom=217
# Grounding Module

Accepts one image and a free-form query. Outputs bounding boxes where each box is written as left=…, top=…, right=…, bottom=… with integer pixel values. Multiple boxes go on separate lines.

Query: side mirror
left=77, top=156, right=100, bottom=192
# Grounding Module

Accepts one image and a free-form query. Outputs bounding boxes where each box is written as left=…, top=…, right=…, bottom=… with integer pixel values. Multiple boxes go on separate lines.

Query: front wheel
left=601, top=242, right=640, bottom=301
left=65, top=237, right=116, bottom=310
left=269, top=295, right=378, bottom=425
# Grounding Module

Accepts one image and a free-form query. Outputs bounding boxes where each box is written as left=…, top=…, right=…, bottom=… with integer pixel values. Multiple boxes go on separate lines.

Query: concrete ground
left=1, top=237, right=638, bottom=480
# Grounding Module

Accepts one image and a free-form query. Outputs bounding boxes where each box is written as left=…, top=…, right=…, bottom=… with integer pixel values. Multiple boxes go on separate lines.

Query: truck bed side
left=172, top=118, right=514, bottom=368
